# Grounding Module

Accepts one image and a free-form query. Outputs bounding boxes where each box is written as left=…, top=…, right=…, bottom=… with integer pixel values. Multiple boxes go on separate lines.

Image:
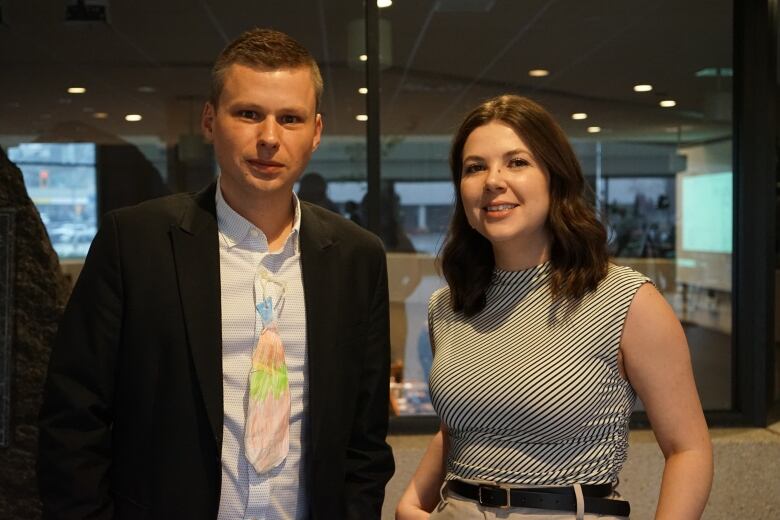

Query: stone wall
left=0, top=148, right=70, bottom=518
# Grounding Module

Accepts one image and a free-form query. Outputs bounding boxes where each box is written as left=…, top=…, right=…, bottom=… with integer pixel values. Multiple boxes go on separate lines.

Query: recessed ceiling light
left=358, top=87, right=368, bottom=94
left=93, top=112, right=109, bottom=119
left=125, top=114, right=142, bottom=122
left=633, top=84, right=653, bottom=92
left=528, top=69, right=549, bottom=77
left=359, top=54, right=368, bottom=62
left=659, top=100, right=677, bottom=108
left=356, top=114, right=368, bottom=121
left=137, top=86, right=156, bottom=93
left=67, top=87, right=86, bottom=94
left=571, top=113, right=588, bottom=120
left=587, top=126, right=602, bottom=133
left=377, top=0, right=393, bottom=7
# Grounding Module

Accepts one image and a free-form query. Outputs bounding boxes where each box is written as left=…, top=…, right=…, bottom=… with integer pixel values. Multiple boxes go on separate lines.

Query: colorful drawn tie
left=245, top=295, right=290, bottom=473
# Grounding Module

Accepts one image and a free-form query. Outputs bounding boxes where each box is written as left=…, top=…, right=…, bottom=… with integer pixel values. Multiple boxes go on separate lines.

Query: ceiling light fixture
left=571, top=113, right=588, bottom=120
left=659, top=100, right=677, bottom=108
left=377, top=0, right=393, bottom=7
left=356, top=114, right=368, bottom=121
left=358, top=87, right=368, bottom=94
left=633, top=84, right=653, bottom=92
left=125, top=114, right=142, bottom=122
left=587, top=126, right=602, bottom=133
left=93, top=112, right=108, bottom=119
left=359, top=54, right=368, bottom=62
left=528, top=69, right=549, bottom=77
left=67, top=87, right=86, bottom=94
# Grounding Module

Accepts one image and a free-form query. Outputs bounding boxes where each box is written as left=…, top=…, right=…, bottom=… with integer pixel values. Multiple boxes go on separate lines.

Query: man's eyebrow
left=224, top=100, right=263, bottom=109
left=223, top=101, right=311, bottom=116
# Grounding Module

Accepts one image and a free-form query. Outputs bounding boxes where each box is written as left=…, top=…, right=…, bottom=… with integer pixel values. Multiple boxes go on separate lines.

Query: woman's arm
left=395, top=426, right=449, bottom=520
left=621, top=283, right=713, bottom=520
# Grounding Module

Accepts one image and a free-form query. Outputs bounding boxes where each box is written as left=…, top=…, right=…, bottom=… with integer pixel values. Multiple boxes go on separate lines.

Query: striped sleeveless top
left=428, top=262, right=650, bottom=486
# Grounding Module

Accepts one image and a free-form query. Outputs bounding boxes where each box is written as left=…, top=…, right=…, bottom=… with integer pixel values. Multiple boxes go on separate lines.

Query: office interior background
left=0, top=0, right=777, bottom=436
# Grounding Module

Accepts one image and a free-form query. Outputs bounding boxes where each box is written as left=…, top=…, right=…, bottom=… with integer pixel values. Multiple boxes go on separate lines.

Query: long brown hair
left=441, top=95, right=609, bottom=316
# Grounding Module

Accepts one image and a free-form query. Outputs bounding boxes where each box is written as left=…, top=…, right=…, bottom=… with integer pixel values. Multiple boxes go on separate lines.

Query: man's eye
left=237, top=110, right=258, bottom=120
left=463, top=163, right=485, bottom=174
left=280, top=115, right=301, bottom=124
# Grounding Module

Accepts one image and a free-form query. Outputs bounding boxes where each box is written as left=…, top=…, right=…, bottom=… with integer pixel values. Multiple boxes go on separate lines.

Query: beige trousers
left=429, top=482, right=630, bottom=520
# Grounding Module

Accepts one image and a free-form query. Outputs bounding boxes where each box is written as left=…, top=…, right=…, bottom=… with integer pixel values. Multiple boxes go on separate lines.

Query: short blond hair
left=210, top=28, right=323, bottom=111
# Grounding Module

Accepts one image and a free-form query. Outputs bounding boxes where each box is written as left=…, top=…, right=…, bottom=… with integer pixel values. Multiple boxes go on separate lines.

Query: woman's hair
left=441, top=94, right=609, bottom=316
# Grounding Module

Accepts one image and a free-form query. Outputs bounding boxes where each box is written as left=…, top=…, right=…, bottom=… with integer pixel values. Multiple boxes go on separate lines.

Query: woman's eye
left=509, top=158, right=529, bottom=168
left=463, top=163, right=485, bottom=174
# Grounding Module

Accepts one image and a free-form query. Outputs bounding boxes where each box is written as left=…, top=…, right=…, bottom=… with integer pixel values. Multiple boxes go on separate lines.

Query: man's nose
left=257, top=119, right=280, bottom=149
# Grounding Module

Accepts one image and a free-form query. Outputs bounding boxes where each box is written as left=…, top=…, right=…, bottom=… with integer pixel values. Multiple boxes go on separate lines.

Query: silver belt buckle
left=478, top=483, right=511, bottom=509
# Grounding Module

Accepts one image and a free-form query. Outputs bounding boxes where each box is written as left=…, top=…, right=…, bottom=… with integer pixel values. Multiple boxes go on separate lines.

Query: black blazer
left=38, top=183, right=395, bottom=519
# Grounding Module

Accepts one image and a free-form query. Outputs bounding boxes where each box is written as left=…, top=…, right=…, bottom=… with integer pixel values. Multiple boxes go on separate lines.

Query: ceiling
left=0, top=0, right=734, bottom=147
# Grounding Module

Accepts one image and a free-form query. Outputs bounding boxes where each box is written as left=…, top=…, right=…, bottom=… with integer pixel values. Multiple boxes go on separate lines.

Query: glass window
left=8, top=143, right=98, bottom=259
left=0, top=1, right=367, bottom=256
left=379, top=0, right=734, bottom=415
left=0, top=0, right=739, bottom=417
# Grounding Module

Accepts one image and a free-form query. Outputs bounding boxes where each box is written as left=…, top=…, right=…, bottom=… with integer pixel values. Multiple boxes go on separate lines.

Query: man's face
left=202, top=63, right=322, bottom=210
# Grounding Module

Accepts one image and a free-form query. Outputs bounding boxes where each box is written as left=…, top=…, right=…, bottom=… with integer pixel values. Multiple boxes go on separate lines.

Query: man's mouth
left=247, top=159, right=284, bottom=168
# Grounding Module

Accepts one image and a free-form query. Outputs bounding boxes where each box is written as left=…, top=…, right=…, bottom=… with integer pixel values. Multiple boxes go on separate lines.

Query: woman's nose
left=483, top=166, right=506, bottom=191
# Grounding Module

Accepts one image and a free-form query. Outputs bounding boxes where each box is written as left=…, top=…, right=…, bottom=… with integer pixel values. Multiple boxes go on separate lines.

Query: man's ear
left=201, top=102, right=216, bottom=142
left=312, top=113, right=323, bottom=152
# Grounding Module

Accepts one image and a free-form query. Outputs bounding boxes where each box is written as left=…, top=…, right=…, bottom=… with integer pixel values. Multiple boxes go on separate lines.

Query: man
left=38, top=28, right=394, bottom=519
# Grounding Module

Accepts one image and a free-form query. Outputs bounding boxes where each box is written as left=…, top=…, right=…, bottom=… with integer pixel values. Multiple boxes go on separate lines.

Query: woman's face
left=459, top=121, right=551, bottom=268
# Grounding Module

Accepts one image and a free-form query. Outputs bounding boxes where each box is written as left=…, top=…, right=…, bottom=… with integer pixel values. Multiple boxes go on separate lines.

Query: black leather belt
left=447, top=479, right=631, bottom=517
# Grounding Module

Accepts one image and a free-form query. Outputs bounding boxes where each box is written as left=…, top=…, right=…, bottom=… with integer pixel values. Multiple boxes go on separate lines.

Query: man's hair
left=210, top=28, right=323, bottom=111
left=441, top=94, right=609, bottom=316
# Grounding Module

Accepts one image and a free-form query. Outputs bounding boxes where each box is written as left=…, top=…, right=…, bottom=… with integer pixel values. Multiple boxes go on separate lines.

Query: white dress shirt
left=216, top=178, right=309, bottom=520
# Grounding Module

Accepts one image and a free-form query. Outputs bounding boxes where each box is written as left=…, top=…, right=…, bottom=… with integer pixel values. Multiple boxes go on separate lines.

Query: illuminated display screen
left=681, top=172, right=732, bottom=253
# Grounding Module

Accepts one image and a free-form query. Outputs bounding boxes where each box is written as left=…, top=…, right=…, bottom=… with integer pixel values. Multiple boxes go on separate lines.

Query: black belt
left=447, top=479, right=631, bottom=517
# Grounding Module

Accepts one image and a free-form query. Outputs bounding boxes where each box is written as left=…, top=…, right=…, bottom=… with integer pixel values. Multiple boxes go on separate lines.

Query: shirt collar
left=215, top=176, right=301, bottom=254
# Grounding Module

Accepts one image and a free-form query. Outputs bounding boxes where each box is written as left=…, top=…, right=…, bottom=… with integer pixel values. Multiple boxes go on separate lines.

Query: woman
left=396, top=95, right=712, bottom=519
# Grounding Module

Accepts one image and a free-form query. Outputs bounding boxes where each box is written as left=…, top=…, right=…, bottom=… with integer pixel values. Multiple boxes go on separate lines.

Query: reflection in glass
left=8, top=143, right=97, bottom=259
left=0, top=0, right=737, bottom=415
left=380, top=0, right=734, bottom=414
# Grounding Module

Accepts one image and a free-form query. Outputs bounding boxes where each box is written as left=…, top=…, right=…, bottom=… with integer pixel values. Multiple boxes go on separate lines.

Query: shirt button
left=250, top=229, right=259, bottom=238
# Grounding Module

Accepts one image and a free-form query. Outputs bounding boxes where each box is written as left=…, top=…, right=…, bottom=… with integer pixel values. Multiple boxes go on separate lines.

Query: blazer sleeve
left=38, top=213, right=123, bottom=519
left=344, top=244, right=395, bottom=519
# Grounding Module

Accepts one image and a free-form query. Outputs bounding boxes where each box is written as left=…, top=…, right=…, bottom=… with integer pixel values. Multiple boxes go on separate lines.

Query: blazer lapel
left=170, top=182, right=223, bottom=446
left=299, top=204, right=339, bottom=459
